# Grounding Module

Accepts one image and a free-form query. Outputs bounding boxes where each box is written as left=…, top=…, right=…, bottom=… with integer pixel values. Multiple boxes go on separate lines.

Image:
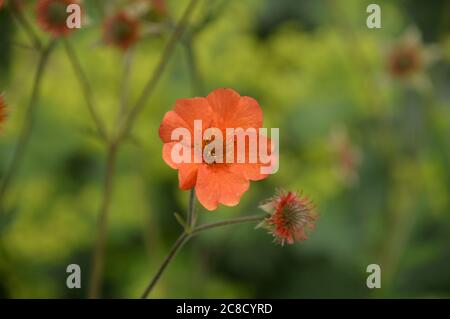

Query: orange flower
left=259, top=190, right=317, bottom=245
left=159, top=88, right=274, bottom=211
left=0, top=94, right=7, bottom=131
left=0, top=0, right=3, bottom=9
left=36, top=0, right=80, bottom=37
left=103, top=11, right=140, bottom=50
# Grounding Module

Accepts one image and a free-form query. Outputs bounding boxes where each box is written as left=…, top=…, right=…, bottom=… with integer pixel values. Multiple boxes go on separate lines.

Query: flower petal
left=207, top=88, right=263, bottom=131
left=178, top=163, right=199, bottom=190
left=159, top=97, right=212, bottom=143
left=162, top=142, right=180, bottom=169
left=229, top=135, right=276, bottom=181
left=230, top=96, right=263, bottom=129
left=195, top=164, right=249, bottom=211
left=206, top=88, right=241, bottom=128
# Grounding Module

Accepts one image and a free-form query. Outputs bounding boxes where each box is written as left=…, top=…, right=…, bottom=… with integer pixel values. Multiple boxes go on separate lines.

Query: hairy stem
left=140, top=213, right=264, bottom=299
left=0, top=41, right=55, bottom=208
left=187, top=188, right=196, bottom=227
left=191, top=215, right=265, bottom=235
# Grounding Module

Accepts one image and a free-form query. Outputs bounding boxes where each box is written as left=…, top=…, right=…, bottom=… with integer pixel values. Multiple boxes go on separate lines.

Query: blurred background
left=0, top=0, right=449, bottom=298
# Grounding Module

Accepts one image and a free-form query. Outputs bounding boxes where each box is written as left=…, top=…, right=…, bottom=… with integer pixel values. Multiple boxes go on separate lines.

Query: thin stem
left=191, top=214, right=265, bottom=235
left=10, top=41, right=36, bottom=51
left=87, top=0, right=200, bottom=298
left=115, top=49, right=134, bottom=127
left=140, top=190, right=197, bottom=299
left=0, top=41, right=55, bottom=208
left=140, top=232, right=189, bottom=299
left=117, top=0, right=201, bottom=143
left=8, top=4, right=42, bottom=50
left=140, top=213, right=265, bottom=298
left=88, top=142, right=118, bottom=299
left=92, top=0, right=105, bottom=19
left=63, top=39, right=108, bottom=141
left=87, top=49, right=136, bottom=298
left=184, top=36, right=204, bottom=96
left=187, top=188, right=196, bottom=227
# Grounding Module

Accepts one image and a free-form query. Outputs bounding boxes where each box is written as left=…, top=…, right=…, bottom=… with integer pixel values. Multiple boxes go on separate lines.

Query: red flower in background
left=159, top=88, right=274, bottom=211
left=259, top=190, right=318, bottom=245
left=103, top=11, right=140, bottom=50
left=329, top=126, right=361, bottom=187
left=0, top=94, right=7, bottom=131
left=388, top=43, right=423, bottom=77
left=36, top=0, right=80, bottom=37
left=1, top=0, right=23, bottom=10
left=150, top=0, right=166, bottom=14
left=127, top=0, right=168, bottom=20
left=386, top=27, right=441, bottom=90
left=149, top=0, right=167, bottom=19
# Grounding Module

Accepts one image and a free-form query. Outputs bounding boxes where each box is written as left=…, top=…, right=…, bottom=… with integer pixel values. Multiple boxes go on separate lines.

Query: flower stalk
left=62, top=38, right=108, bottom=141
left=116, top=0, right=201, bottom=143
left=0, top=40, right=56, bottom=209
left=140, top=194, right=264, bottom=299
left=85, top=0, right=201, bottom=298
left=8, top=3, right=42, bottom=50
left=87, top=142, right=118, bottom=298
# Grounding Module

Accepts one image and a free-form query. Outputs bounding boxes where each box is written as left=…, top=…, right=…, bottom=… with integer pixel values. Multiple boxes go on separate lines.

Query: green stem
left=88, top=142, right=118, bottom=299
left=0, top=41, right=55, bottom=209
left=117, top=0, right=201, bottom=143
left=86, top=0, right=200, bottom=298
left=92, top=0, right=105, bottom=19
left=140, top=212, right=264, bottom=299
left=187, top=188, right=196, bottom=227
left=184, top=35, right=204, bottom=96
left=140, top=231, right=189, bottom=299
left=8, top=3, right=42, bottom=50
left=115, top=49, right=134, bottom=127
left=191, top=215, right=265, bottom=235
left=63, top=39, right=108, bottom=141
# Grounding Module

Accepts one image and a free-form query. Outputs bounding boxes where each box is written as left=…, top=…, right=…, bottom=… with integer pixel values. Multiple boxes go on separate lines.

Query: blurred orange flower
left=159, top=88, right=273, bottom=211
left=259, top=190, right=318, bottom=245
left=36, top=0, right=81, bottom=37
left=103, top=11, right=140, bottom=50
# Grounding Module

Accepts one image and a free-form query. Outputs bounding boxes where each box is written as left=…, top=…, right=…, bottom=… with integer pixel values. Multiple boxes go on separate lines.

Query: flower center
left=111, top=20, right=132, bottom=41
left=47, top=2, right=68, bottom=26
left=201, top=129, right=229, bottom=165
left=203, top=137, right=218, bottom=163
left=391, top=46, right=421, bottom=75
left=397, top=53, right=413, bottom=70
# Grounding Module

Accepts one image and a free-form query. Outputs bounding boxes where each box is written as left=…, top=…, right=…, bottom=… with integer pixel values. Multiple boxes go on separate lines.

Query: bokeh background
left=0, top=0, right=449, bottom=298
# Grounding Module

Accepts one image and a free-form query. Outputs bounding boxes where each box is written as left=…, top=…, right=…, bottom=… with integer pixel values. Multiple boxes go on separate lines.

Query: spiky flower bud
left=259, top=189, right=318, bottom=246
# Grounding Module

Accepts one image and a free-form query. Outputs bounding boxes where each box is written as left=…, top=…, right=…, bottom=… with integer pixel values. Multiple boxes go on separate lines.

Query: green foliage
left=0, top=0, right=449, bottom=298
